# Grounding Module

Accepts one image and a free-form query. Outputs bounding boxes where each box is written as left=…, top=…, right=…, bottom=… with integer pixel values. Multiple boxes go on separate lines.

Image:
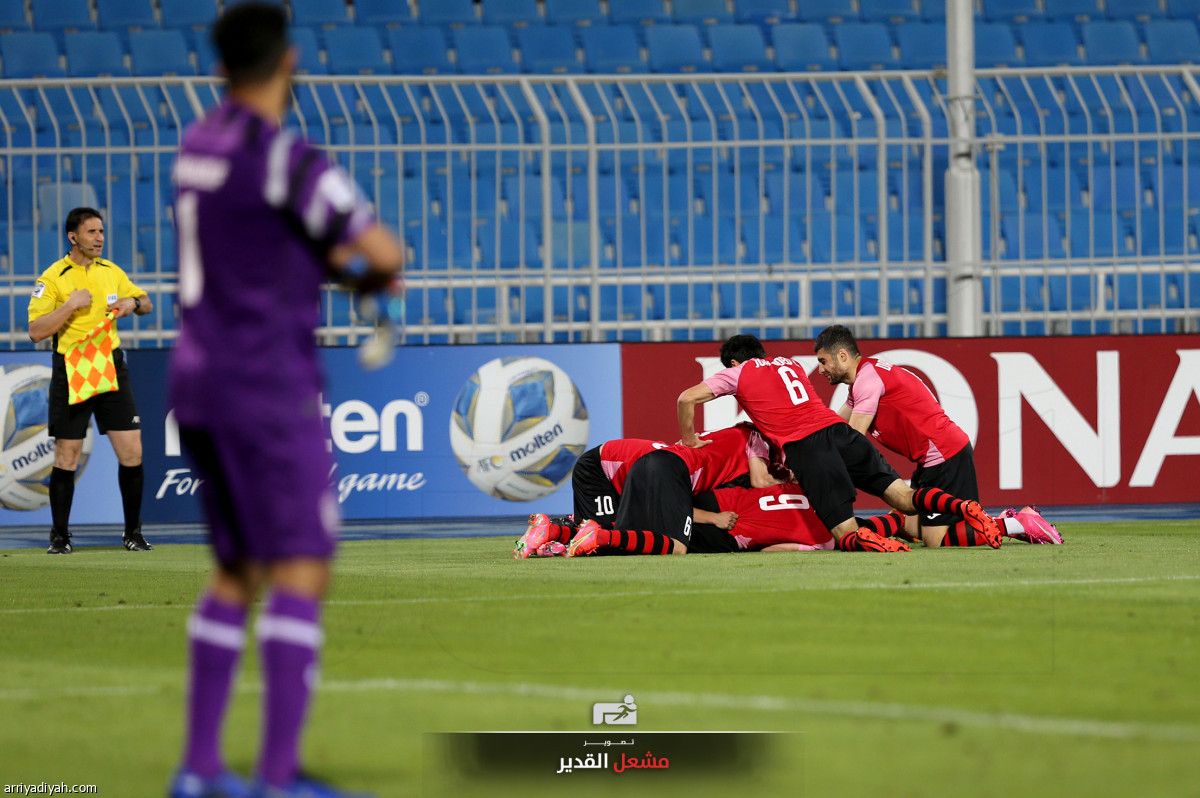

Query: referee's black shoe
left=123, top=526, right=153, bottom=551
left=46, top=530, right=72, bottom=554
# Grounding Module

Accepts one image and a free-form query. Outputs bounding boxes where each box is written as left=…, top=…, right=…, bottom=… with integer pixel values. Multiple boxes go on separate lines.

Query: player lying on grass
left=812, top=325, right=1062, bottom=548
left=677, top=335, right=1005, bottom=553
left=514, top=424, right=786, bottom=557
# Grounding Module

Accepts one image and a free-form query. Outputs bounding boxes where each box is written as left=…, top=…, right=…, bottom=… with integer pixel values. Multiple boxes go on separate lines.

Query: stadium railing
left=1, top=67, right=1197, bottom=349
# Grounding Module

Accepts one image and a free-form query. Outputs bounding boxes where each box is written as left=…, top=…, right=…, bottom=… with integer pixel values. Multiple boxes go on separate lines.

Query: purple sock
left=183, top=594, right=247, bottom=777
left=257, top=592, right=322, bottom=788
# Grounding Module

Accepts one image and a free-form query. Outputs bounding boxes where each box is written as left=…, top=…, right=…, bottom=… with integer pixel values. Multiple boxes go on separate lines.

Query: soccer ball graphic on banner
left=450, top=356, right=589, bottom=501
left=0, top=363, right=94, bottom=510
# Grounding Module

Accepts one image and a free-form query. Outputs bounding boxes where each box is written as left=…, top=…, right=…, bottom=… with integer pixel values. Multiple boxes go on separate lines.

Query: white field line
left=2, top=573, right=1197, bottom=615
left=0, top=676, right=1196, bottom=745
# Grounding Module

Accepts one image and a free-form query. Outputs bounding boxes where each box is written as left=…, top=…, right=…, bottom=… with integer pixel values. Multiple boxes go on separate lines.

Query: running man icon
left=593, top=695, right=638, bottom=725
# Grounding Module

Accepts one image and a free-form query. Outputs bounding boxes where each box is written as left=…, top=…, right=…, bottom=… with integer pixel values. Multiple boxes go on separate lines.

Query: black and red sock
left=595, top=528, right=674, bottom=555
left=836, top=531, right=866, bottom=551
left=939, top=522, right=990, bottom=547
left=857, top=511, right=905, bottom=538
left=911, top=487, right=967, bottom=519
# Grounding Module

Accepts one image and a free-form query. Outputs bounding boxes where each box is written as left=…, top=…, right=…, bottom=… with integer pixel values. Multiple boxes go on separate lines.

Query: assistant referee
left=28, top=207, right=154, bottom=554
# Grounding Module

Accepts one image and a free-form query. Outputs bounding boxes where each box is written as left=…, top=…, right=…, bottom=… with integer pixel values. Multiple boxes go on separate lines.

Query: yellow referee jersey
left=28, top=255, right=146, bottom=354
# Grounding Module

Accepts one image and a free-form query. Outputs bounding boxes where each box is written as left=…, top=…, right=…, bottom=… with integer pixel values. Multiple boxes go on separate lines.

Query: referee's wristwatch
left=133, top=297, right=141, bottom=313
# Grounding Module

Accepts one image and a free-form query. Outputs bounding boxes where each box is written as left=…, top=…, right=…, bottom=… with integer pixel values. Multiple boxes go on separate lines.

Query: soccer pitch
left=1, top=522, right=1198, bottom=798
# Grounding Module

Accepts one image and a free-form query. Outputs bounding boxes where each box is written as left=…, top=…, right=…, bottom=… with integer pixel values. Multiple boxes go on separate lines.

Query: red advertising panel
left=621, top=335, right=1200, bottom=507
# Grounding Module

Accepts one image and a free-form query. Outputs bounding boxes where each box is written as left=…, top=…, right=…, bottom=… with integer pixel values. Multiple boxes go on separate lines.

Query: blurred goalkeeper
left=166, top=4, right=403, bottom=798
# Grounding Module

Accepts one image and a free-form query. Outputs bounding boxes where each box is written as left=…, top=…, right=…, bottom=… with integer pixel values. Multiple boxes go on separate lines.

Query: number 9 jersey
left=703, top=356, right=844, bottom=452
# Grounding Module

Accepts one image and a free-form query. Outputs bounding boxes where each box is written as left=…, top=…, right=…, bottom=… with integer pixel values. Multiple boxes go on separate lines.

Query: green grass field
left=1, top=521, right=1198, bottom=798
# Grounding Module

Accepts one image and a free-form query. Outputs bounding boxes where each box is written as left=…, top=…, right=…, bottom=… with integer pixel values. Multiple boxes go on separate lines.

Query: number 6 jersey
left=703, top=356, right=844, bottom=452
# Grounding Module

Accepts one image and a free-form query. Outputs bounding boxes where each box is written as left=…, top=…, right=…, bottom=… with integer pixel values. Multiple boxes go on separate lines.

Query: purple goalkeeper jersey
left=168, top=99, right=375, bottom=425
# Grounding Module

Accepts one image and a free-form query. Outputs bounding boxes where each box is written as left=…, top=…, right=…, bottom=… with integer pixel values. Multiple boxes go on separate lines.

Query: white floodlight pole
left=944, top=0, right=983, bottom=336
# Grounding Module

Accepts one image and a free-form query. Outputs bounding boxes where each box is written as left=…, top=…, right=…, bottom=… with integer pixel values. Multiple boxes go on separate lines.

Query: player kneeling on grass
left=812, top=325, right=1062, bottom=548
left=515, top=425, right=782, bottom=557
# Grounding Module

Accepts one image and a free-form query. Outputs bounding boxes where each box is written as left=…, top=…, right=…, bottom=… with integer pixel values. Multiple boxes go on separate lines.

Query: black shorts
left=911, top=444, right=980, bottom=527
left=687, top=490, right=739, bottom=554
left=572, top=446, right=620, bottom=528
left=48, top=348, right=141, bottom=440
left=612, top=450, right=694, bottom=546
left=784, top=424, right=901, bottom=531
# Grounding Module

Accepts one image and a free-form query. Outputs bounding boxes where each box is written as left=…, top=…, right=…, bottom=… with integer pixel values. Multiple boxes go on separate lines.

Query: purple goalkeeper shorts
left=178, top=413, right=339, bottom=567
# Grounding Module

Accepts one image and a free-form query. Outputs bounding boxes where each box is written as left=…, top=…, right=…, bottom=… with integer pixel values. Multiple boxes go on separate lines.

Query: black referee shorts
left=784, top=424, right=901, bottom=531
left=48, top=348, right=141, bottom=440
left=572, top=445, right=620, bottom=528
left=911, top=443, right=980, bottom=528
left=612, top=449, right=695, bottom=546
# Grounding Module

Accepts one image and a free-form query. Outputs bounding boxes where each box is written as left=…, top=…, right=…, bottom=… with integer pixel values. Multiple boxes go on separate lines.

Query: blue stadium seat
left=859, top=0, right=920, bottom=24
left=807, top=211, right=875, bottom=262
left=795, top=0, right=857, bottom=25
left=408, top=222, right=475, bottom=270
left=976, top=22, right=1022, bottom=66
left=1082, top=21, right=1146, bottom=64
left=129, top=30, right=194, bottom=75
left=696, top=170, right=760, bottom=218
left=1107, top=0, right=1167, bottom=20
left=434, top=174, right=499, bottom=220
left=677, top=216, right=740, bottom=265
left=742, top=215, right=805, bottom=263
left=1021, top=165, right=1085, bottom=212
left=982, top=0, right=1041, bottom=22
left=629, top=170, right=693, bottom=219
left=1153, top=164, right=1200, bottom=208
left=389, top=27, right=453, bottom=74
left=0, top=0, right=30, bottom=32
left=707, top=24, right=773, bottom=71
left=1138, top=210, right=1196, bottom=256
left=673, top=0, right=734, bottom=26
left=64, top=31, right=128, bottom=76
left=645, top=25, right=710, bottom=72
left=482, top=0, right=543, bottom=29
left=452, top=26, right=519, bottom=73
left=402, top=288, right=451, bottom=335
left=0, top=31, right=64, bottom=77
left=580, top=25, right=645, bottom=72
left=895, top=22, right=947, bottom=69
left=139, top=226, right=175, bottom=271
left=353, top=0, right=415, bottom=28
left=611, top=217, right=669, bottom=266
left=95, top=0, right=156, bottom=32
left=290, top=26, right=326, bottom=74
left=159, top=0, right=215, bottom=32
left=1066, top=210, right=1135, bottom=257
left=1087, top=165, right=1144, bottom=210
left=772, top=23, right=836, bottom=70
left=735, top=0, right=794, bottom=25
left=980, top=168, right=1022, bottom=215
left=569, top=173, right=630, bottom=221
left=292, top=0, right=351, bottom=28
left=544, top=0, right=606, bottom=27
left=608, top=0, right=669, bottom=27
left=518, top=26, right=583, bottom=73
left=1000, top=213, right=1067, bottom=259
left=30, top=0, right=93, bottom=35
left=1044, top=0, right=1099, bottom=22
left=921, top=0, right=946, bottom=21
left=11, top=229, right=67, bottom=274
left=419, top=0, right=478, bottom=28
left=37, top=181, right=98, bottom=230
left=324, top=27, right=388, bottom=74
left=502, top=174, right=567, bottom=220
left=1144, top=20, right=1200, bottom=62
left=1167, top=0, right=1200, bottom=19
left=477, top=220, right=541, bottom=269
left=1019, top=21, right=1085, bottom=65
left=833, top=23, right=898, bottom=70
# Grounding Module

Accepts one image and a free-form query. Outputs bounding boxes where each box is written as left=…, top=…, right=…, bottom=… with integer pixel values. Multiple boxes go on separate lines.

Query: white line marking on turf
left=1, top=573, right=1197, bottom=615
left=0, top=677, right=1195, bottom=745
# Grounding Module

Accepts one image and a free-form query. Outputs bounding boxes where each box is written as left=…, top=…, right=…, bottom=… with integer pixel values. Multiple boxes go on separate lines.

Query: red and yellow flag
left=65, top=310, right=119, bottom=405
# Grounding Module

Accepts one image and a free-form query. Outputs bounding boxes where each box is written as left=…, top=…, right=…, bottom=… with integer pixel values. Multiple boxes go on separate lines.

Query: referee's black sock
left=119, top=464, right=144, bottom=534
left=49, top=466, right=75, bottom=536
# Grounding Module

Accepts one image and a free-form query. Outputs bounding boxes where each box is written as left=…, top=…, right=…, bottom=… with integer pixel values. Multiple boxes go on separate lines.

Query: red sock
left=911, top=487, right=966, bottom=518
left=939, top=521, right=989, bottom=547
left=547, top=521, right=574, bottom=543
left=595, top=529, right=674, bottom=555
left=858, top=511, right=905, bottom=538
